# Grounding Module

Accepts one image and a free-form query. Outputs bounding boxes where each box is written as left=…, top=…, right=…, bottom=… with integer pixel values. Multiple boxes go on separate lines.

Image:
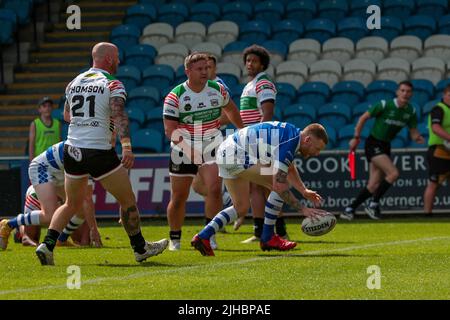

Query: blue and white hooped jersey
left=44, top=140, right=65, bottom=170
left=231, top=121, right=301, bottom=172
left=29, top=141, right=65, bottom=186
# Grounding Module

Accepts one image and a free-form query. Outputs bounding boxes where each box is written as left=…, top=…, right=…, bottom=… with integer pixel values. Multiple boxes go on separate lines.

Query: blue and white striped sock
left=7, top=210, right=41, bottom=229
left=58, top=216, right=84, bottom=242
left=261, top=192, right=284, bottom=243
left=199, top=206, right=237, bottom=240
left=222, top=189, right=233, bottom=209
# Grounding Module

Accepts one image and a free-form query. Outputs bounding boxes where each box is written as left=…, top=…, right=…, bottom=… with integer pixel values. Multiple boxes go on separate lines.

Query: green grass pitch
left=1, top=217, right=449, bottom=300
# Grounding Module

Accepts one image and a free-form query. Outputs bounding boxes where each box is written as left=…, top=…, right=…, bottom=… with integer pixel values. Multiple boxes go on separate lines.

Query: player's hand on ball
left=121, top=149, right=135, bottom=169
left=301, top=207, right=327, bottom=221
left=302, top=189, right=323, bottom=207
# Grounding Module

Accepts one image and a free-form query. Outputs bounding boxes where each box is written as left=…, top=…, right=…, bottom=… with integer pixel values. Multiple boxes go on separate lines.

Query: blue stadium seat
left=222, top=1, right=252, bottom=25
left=275, top=83, right=297, bottom=111
left=61, top=123, right=69, bottom=141
left=410, top=79, right=434, bottom=107
left=142, top=64, right=174, bottom=91
left=370, top=16, right=402, bottom=42
left=119, top=49, right=124, bottom=64
left=231, top=84, right=245, bottom=106
left=110, top=24, right=141, bottom=51
left=223, top=41, right=249, bottom=54
left=337, top=17, right=367, bottom=42
left=438, top=15, right=450, bottom=34
left=144, top=107, right=164, bottom=133
left=254, top=1, right=284, bottom=22
left=116, top=65, right=141, bottom=92
left=285, top=0, right=316, bottom=24
left=349, top=0, right=381, bottom=17
left=391, top=137, right=406, bottom=148
left=304, top=18, right=336, bottom=44
left=296, top=82, right=330, bottom=106
left=322, top=125, right=337, bottom=148
left=352, top=101, right=372, bottom=121
left=337, top=124, right=356, bottom=149
left=383, top=0, right=414, bottom=19
left=124, top=4, right=156, bottom=30
left=283, top=103, right=316, bottom=125
left=127, top=106, right=146, bottom=125
left=404, top=15, right=436, bottom=41
left=175, top=65, right=187, bottom=84
left=157, top=3, right=189, bottom=28
left=318, top=0, right=348, bottom=22
left=124, top=44, right=156, bottom=70
left=331, top=81, right=365, bottom=107
left=0, top=19, right=13, bottom=45
left=422, top=99, right=440, bottom=116
left=271, top=20, right=304, bottom=45
left=132, top=128, right=163, bottom=153
left=261, top=40, right=287, bottom=59
left=2, top=0, right=31, bottom=25
left=51, top=108, right=64, bottom=122
left=415, top=0, right=447, bottom=19
left=337, top=124, right=372, bottom=149
left=366, top=80, right=398, bottom=104
left=139, top=0, right=167, bottom=5
left=435, top=79, right=450, bottom=99
left=190, top=2, right=221, bottom=27
left=317, top=103, right=352, bottom=130
left=239, top=20, right=271, bottom=45
left=127, top=86, right=161, bottom=112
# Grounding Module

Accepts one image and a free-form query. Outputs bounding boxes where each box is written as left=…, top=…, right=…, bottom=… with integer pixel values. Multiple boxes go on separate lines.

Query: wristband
left=122, top=142, right=132, bottom=150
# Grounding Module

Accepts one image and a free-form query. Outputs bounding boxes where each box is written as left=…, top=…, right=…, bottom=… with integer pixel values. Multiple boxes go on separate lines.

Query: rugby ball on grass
left=301, top=213, right=336, bottom=236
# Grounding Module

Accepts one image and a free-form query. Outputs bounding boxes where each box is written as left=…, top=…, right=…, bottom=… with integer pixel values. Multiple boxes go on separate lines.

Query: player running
left=340, top=81, right=425, bottom=220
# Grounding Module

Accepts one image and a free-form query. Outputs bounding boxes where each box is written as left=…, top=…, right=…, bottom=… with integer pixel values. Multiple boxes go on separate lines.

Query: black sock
left=254, top=218, right=264, bottom=238
left=275, top=217, right=287, bottom=237
left=170, top=230, right=181, bottom=240
left=129, top=231, right=146, bottom=254
left=205, top=218, right=212, bottom=225
left=43, top=229, right=60, bottom=252
left=373, top=180, right=392, bottom=203
left=350, top=188, right=372, bottom=210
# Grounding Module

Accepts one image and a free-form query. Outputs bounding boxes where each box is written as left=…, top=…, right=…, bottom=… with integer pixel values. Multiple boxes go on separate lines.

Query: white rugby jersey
left=163, top=80, right=230, bottom=141
left=65, top=68, right=127, bottom=149
left=24, top=185, right=41, bottom=214
left=240, top=72, right=277, bottom=126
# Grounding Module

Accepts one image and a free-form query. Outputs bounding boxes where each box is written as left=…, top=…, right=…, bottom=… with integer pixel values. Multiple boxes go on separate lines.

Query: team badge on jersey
left=68, top=146, right=82, bottom=162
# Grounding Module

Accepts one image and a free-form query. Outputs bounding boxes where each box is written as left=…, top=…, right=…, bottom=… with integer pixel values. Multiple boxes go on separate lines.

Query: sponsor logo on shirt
left=198, top=102, right=206, bottom=108
left=185, top=104, right=192, bottom=111
left=210, top=99, right=219, bottom=107
left=184, top=96, right=191, bottom=101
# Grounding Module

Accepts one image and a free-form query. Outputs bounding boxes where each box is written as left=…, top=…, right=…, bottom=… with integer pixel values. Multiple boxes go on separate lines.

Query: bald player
left=35, top=42, right=168, bottom=265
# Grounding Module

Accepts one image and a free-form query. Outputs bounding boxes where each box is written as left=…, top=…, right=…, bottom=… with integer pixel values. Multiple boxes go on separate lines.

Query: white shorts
left=28, top=153, right=64, bottom=187
left=216, top=136, right=248, bottom=179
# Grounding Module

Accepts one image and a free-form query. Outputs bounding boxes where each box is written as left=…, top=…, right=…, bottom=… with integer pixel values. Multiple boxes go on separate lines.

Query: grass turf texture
left=0, top=217, right=449, bottom=300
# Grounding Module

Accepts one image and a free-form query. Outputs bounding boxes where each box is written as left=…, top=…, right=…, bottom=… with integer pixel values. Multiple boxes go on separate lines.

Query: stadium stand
left=3, top=0, right=450, bottom=155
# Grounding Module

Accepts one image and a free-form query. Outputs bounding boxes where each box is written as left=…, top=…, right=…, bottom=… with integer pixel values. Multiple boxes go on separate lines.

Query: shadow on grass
left=256, top=253, right=379, bottom=258
left=95, top=261, right=177, bottom=268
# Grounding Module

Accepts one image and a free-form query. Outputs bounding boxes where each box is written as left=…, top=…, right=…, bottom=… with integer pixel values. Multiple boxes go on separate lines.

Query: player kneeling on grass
left=0, top=141, right=101, bottom=250
left=191, top=122, right=328, bottom=256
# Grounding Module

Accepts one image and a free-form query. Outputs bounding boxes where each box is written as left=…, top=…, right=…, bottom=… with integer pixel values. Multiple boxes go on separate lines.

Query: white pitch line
left=1, top=236, right=449, bottom=296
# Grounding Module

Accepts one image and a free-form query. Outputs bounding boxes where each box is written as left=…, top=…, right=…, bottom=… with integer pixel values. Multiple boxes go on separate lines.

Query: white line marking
left=1, top=236, right=449, bottom=296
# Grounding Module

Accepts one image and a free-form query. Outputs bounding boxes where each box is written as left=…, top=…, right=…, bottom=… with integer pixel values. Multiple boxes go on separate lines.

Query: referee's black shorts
left=364, top=135, right=391, bottom=162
